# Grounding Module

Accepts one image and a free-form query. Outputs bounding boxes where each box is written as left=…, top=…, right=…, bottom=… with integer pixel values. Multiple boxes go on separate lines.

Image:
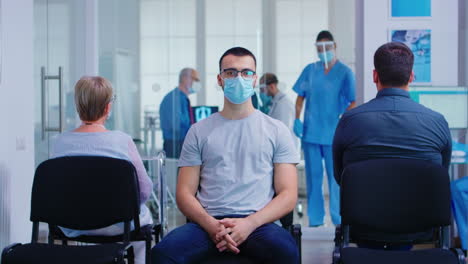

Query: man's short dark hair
left=374, top=42, right=414, bottom=87
left=261, top=73, right=278, bottom=85
left=316, top=30, right=334, bottom=42
left=219, top=47, right=257, bottom=72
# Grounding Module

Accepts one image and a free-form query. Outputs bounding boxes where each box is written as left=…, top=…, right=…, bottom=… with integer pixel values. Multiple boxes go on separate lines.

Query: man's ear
left=373, top=69, right=379, bottom=84
left=217, top=74, right=224, bottom=90
left=408, top=71, right=415, bottom=83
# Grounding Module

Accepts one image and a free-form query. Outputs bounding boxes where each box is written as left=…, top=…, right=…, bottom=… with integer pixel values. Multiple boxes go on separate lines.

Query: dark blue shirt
left=333, top=88, right=452, bottom=183
left=159, top=88, right=191, bottom=141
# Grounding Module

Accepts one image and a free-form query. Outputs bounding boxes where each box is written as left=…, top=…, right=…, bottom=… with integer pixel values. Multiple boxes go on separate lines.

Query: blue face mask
left=259, top=92, right=272, bottom=110
left=223, top=76, right=254, bottom=104
left=260, top=92, right=272, bottom=106
left=188, top=81, right=202, bottom=94
left=318, top=50, right=334, bottom=63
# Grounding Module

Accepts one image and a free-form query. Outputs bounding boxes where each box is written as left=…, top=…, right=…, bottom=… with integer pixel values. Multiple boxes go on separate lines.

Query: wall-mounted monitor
left=191, top=106, right=219, bottom=123
left=391, top=0, right=431, bottom=17
left=410, top=87, right=468, bottom=129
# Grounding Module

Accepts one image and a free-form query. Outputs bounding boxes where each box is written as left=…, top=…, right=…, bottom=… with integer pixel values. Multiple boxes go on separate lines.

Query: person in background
left=152, top=47, right=299, bottom=263
left=333, top=42, right=451, bottom=250
left=292, top=30, right=356, bottom=227
left=51, top=76, right=153, bottom=264
left=159, top=68, right=201, bottom=158
left=333, top=42, right=451, bottom=182
left=260, top=73, right=297, bottom=148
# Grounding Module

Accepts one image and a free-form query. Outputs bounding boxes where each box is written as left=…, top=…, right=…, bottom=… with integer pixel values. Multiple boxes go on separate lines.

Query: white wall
left=357, top=0, right=459, bottom=102
left=463, top=0, right=468, bottom=86
left=275, top=0, right=328, bottom=102
left=329, top=0, right=355, bottom=72
left=0, top=0, right=35, bottom=246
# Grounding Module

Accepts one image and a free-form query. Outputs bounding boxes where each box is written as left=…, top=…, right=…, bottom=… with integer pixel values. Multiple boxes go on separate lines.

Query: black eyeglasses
left=220, top=68, right=256, bottom=80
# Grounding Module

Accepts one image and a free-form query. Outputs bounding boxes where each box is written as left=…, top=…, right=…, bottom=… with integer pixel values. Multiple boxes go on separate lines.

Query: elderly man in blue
left=292, top=30, right=356, bottom=227
left=159, top=68, right=201, bottom=158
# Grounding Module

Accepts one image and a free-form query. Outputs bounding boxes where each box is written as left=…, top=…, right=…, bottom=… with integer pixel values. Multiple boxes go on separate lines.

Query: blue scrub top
left=159, top=87, right=191, bottom=141
left=293, top=61, right=355, bottom=145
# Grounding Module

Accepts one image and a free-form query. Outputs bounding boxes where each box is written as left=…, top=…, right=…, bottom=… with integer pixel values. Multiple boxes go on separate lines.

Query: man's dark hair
left=316, top=30, right=334, bottom=42
left=219, top=47, right=257, bottom=72
left=374, top=42, right=414, bottom=87
left=261, top=73, right=278, bottom=85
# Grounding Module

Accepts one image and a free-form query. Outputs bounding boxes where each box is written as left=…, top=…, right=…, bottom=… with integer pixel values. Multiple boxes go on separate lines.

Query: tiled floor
left=295, top=196, right=336, bottom=264
left=302, top=227, right=336, bottom=264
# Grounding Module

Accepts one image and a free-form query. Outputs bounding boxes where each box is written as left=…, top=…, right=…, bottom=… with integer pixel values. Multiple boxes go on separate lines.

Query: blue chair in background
left=451, top=176, right=468, bottom=252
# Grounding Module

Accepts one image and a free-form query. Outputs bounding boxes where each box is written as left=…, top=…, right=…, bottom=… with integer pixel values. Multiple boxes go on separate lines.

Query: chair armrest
left=334, top=224, right=342, bottom=246
left=123, top=243, right=135, bottom=264
left=332, top=225, right=342, bottom=264
left=292, top=224, right=302, bottom=236
left=152, top=223, right=162, bottom=243
left=290, top=224, right=302, bottom=264
left=2, top=243, right=22, bottom=264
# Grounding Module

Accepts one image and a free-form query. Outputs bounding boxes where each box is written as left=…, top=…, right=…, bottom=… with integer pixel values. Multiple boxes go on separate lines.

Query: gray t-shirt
left=178, top=110, right=299, bottom=216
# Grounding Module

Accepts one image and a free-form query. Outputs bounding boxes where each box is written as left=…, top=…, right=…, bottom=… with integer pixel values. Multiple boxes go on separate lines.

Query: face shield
left=315, top=41, right=335, bottom=69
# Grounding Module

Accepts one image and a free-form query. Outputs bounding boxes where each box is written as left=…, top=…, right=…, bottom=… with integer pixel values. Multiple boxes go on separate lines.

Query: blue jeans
left=152, top=217, right=299, bottom=264
left=163, top=140, right=184, bottom=159
left=303, top=142, right=341, bottom=226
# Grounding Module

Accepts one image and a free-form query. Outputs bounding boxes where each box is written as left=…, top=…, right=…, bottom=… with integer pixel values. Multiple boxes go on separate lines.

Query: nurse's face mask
left=220, top=69, right=256, bottom=104
left=315, top=41, right=335, bottom=69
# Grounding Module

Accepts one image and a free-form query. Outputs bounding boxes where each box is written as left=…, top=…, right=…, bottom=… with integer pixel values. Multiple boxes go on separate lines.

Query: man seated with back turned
left=152, top=47, right=300, bottom=263
left=332, top=42, right=452, bottom=249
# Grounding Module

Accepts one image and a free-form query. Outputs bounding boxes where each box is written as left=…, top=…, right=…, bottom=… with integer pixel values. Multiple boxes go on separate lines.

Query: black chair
left=332, top=158, right=466, bottom=264
left=199, top=211, right=302, bottom=264
left=1, top=156, right=144, bottom=264
left=2, top=242, right=133, bottom=264
left=40, top=156, right=159, bottom=264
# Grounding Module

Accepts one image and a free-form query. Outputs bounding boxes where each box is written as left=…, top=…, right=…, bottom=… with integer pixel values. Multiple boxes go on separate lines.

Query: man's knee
left=151, top=245, right=177, bottom=264
left=250, top=224, right=300, bottom=263
left=151, top=223, right=215, bottom=263
left=271, top=234, right=299, bottom=262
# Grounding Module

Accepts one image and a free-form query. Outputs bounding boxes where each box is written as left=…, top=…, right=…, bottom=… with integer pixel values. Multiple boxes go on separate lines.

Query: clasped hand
left=211, top=218, right=256, bottom=254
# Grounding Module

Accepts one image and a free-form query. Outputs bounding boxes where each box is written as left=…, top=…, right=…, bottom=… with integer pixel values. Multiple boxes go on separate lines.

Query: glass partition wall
left=34, top=0, right=332, bottom=232
left=34, top=0, right=141, bottom=165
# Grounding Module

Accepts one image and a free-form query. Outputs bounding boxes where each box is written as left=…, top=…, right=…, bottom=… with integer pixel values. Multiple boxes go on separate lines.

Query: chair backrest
left=340, top=158, right=451, bottom=234
left=30, top=156, right=141, bottom=230
left=280, top=211, right=294, bottom=228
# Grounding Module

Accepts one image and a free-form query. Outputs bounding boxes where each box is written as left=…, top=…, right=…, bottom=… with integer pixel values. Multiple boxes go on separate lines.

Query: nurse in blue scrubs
left=292, top=31, right=356, bottom=226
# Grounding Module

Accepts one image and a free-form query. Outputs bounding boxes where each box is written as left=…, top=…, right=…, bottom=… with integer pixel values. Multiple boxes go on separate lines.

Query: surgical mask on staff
left=318, top=51, right=334, bottom=64
left=315, top=41, right=335, bottom=69
left=189, top=81, right=202, bottom=94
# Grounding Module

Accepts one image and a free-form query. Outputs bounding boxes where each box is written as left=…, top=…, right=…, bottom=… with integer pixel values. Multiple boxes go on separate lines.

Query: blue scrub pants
left=163, top=140, right=184, bottom=159
left=152, top=218, right=299, bottom=264
left=303, top=142, right=341, bottom=226
left=451, top=177, right=468, bottom=250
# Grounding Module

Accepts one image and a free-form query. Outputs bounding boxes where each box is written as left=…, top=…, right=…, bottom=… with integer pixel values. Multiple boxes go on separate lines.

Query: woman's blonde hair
left=74, top=76, right=113, bottom=122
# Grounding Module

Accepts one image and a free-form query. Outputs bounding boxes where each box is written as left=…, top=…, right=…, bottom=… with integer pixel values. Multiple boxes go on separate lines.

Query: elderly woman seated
left=51, top=76, right=152, bottom=264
